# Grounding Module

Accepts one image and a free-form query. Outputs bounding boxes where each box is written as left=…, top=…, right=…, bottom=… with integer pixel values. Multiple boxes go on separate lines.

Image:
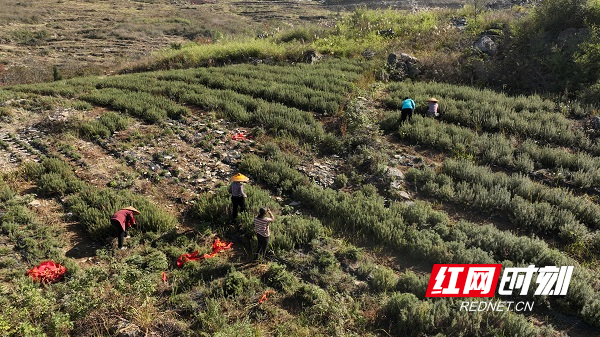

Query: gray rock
left=111, top=319, right=142, bottom=337
left=29, top=200, right=42, bottom=207
left=451, top=17, right=467, bottom=29
left=398, top=191, right=411, bottom=200
left=362, top=49, right=376, bottom=59
left=592, top=116, right=600, bottom=130
left=473, top=35, right=498, bottom=55
left=390, top=180, right=402, bottom=190
left=303, top=50, right=321, bottom=64
left=387, top=52, right=421, bottom=80
left=387, top=167, right=405, bottom=180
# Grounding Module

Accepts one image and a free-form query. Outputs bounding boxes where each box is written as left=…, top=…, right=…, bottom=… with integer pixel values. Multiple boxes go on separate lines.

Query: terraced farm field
left=1, top=55, right=599, bottom=336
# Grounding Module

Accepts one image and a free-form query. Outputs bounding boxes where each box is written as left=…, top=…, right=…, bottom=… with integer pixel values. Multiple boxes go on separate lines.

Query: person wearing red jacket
left=110, top=206, right=140, bottom=249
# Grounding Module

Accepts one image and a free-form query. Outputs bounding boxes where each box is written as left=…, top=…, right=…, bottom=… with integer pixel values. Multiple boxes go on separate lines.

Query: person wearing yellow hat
left=229, top=173, right=249, bottom=220
left=110, top=206, right=140, bottom=249
left=427, top=97, right=439, bottom=118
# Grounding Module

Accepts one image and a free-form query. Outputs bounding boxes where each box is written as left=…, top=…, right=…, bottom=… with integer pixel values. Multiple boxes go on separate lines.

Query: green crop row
left=7, top=77, right=99, bottom=98
left=392, top=115, right=600, bottom=190
left=0, top=179, right=66, bottom=264
left=199, top=60, right=366, bottom=94
left=440, top=159, right=600, bottom=230
left=22, top=158, right=178, bottom=240
left=385, top=81, right=556, bottom=114
left=239, top=152, right=600, bottom=326
left=81, top=87, right=188, bottom=124
left=180, top=69, right=343, bottom=114
left=77, top=111, right=130, bottom=141
left=405, top=164, right=600, bottom=257
left=385, top=81, right=599, bottom=154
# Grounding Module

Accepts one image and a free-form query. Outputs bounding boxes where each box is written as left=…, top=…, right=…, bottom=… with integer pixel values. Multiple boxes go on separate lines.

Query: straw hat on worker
left=122, top=206, right=141, bottom=214
left=231, top=173, right=250, bottom=182
left=427, top=97, right=438, bottom=102
left=229, top=173, right=249, bottom=220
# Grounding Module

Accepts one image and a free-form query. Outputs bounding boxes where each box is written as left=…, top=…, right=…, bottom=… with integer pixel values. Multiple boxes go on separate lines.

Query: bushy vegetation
left=241, top=152, right=600, bottom=327
left=22, top=158, right=178, bottom=240
left=78, top=111, right=130, bottom=140
left=3, top=8, right=600, bottom=333
left=405, top=161, right=600, bottom=258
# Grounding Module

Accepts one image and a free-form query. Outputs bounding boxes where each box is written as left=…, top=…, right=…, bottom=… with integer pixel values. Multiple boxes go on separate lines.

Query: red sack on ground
left=203, top=238, right=233, bottom=259
left=176, top=250, right=202, bottom=267
left=26, top=260, right=66, bottom=284
left=177, top=238, right=233, bottom=267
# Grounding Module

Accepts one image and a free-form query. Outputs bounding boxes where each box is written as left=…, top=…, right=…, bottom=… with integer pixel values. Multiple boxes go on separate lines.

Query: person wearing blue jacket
left=401, top=97, right=416, bottom=123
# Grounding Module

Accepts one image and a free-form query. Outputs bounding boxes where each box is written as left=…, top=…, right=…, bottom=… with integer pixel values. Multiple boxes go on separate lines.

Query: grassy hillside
left=1, top=1, right=600, bottom=336
left=1, top=55, right=599, bottom=336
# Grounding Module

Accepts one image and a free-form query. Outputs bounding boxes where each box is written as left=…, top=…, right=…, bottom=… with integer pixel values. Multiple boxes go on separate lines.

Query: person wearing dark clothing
left=400, top=97, right=416, bottom=123
left=229, top=173, right=249, bottom=220
left=111, top=206, right=140, bottom=249
left=254, top=207, right=274, bottom=261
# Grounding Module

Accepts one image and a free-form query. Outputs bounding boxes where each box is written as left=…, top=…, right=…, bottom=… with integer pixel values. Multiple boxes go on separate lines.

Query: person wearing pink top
left=110, top=206, right=140, bottom=249
left=427, top=97, right=439, bottom=117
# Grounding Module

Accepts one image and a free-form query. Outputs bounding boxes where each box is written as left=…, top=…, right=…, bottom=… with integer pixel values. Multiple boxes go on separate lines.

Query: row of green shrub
left=81, top=87, right=188, bottom=123
left=173, top=68, right=344, bottom=114
left=405, top=164, right=600, bottom=256
left=519, top=139, right=600, bottom=188
left=440, top=159, right=600, bottom=230
left=77, top=111, right=130, bottom=140
left=239, top=152, right=600, bottom=326
left=7, top=77, right=99, bottom=98
left=205, top=60, right=365, bottom=94
left=389, top=114, right=600, bottom=190
left=22, top=157, right=178, bottom=240
left=385, top=81, right=598, bottom=153
left=0, top=178, right=66, bottom=264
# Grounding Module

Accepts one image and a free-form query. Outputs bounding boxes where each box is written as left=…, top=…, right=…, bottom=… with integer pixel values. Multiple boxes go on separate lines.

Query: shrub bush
left=370, top=267, right=399, bottom=293
left=263, top=263, right=299, bottom=294
left=294, top=283, right=329, bottom=308
left=223, top=268, right=249, bottom=298
left=396, top=270, right=429, bottom=299
left=271, top=216, right=324, bottom=252
left=65, top=187, right=178, bottom=241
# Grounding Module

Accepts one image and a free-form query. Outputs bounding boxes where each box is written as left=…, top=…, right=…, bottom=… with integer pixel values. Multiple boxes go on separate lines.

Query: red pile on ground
left=176, top=238, right=233, bottom=267
left=232, top=133, right=253, bottom=141
left=26, top=260, right=66, bottom=284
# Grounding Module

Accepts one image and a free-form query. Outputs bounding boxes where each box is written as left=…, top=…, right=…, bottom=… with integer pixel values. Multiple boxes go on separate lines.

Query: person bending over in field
left=110, top=206, right=140, bottom=250
left=254, top=207, right=274, bottom=261
left=401, top=97, right=416, bottom=123
left=427, top=97, right=439, bottom=118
